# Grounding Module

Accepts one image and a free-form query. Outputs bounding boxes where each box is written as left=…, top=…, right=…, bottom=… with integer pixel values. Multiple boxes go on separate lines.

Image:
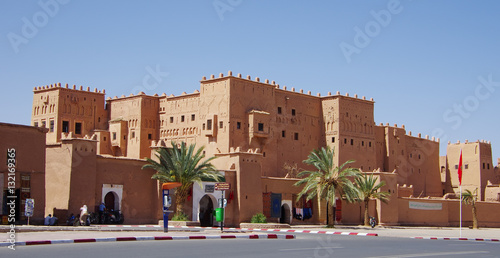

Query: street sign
left=25, top=198, right=34, bottom=217
left=214, top=182, right=230, bottom=191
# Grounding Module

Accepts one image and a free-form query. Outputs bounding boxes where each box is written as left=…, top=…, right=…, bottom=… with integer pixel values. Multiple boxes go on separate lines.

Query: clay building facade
left=23, top=71, right=500, bottom=227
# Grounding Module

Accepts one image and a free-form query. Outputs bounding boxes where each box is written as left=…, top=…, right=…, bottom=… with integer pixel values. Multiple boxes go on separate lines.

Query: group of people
left=43, top=214, right=58, bottom=226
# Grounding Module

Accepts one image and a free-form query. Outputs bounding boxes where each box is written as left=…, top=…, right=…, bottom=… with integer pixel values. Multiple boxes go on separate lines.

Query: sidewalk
left=1, top=224, right=499, bottom=246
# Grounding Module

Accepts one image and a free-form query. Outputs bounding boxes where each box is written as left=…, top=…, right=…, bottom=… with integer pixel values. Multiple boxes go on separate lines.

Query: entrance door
left=105, top=192, right=115, bottom=211
left=280, top=204, right=290, bottom=224
left=199, top=195, right=214, bottom=227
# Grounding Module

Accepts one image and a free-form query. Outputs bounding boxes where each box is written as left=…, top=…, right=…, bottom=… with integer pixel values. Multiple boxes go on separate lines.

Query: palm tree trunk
left=472, top=205, right=478, bottom=229
left=327, top=203, right=335, bottom=228
left=175, top=186, right=189, bottom=215
left=364, top=200, right=370, bottom=226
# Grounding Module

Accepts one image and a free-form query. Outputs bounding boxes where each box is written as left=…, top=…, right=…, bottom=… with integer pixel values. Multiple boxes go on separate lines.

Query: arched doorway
left=104, top=191, right=118, bottom=211
left=199, top=195, right=214, bottom=227
left=280, top=204, right=291, bottom=224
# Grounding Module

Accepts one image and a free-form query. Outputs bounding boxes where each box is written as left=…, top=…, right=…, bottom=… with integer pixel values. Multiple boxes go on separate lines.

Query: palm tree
left=354, top=173, right=390, bottom=227
left=294, top=147, right=361, bottom=227
left=142, top=141, right=224, bottom=216
left=461, top=189, right=478, bottom=229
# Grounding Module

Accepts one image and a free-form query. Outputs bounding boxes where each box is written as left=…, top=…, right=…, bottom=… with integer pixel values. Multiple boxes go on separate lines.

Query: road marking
left=279, top=247, right=343, bottom=251
left=367, top=251, right=489, bottom=258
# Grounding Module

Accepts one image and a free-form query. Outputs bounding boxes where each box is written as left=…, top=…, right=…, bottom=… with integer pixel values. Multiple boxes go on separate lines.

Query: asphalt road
left=1, top=234, right=498, bottom=258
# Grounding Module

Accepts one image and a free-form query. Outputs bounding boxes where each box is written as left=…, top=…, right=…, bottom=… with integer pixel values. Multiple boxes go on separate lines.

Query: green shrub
left=250, top=213, right=267, bottom=223
left=172, top=212, right=189, bottom=221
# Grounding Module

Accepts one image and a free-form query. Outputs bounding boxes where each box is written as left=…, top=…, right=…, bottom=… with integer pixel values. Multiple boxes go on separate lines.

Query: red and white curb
left=413, top=237, right=500, bottom=242
left=100, top=225, right=378, bottom=236
left=0, top=234, right=294, bottom=247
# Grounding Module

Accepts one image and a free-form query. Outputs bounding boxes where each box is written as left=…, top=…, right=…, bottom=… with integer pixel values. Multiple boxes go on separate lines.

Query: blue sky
left=1, top=0, right=499, bottom=160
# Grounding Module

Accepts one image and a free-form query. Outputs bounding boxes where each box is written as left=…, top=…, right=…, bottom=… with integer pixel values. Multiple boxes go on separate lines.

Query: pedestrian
left=99, top=202, right=106, bottom=223
left=44, top=214, right=52, bottom=225
left=49, top=215, right=58, bottom=226
left=80, top=204, right=88, bottom=225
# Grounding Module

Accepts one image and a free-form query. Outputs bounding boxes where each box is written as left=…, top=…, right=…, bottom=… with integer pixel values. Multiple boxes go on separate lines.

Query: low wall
left=398, top=198, right=500, bottom=228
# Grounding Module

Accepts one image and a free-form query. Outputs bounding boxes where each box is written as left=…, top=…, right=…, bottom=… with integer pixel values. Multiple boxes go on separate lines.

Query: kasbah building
left=1, top=71, right=500, bottom=227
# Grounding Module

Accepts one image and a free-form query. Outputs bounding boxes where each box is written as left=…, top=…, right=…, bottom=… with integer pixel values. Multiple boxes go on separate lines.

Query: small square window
left=237, top=122, right=241, bottom=129
left=488, top=163, right=490, bottom=169
left=344, top=138, right=347, bottom=144
left=34, top=122, right=38, bottom=127
left=170, top=117, right=174, bottom=123
left=131, top=131, right=135, bottom=138
left=258, top=123, right=264, bottom=131
left=465, top=164, right=469, bottom=169
left=207, top=119, right=212, bottom=130
left=291, top=109, right=296, bottom=116
left=148, top=134, right=152, bottom=140
left=191, top=114, right=195, bottom=121
left=112, top=132, right=117, bottom=140
left=351, top=139, right=354, bottom=145
left=294, top=132, right=299, bottom=140
left=41, top=120, right=46, bottom=128
left=362, top=141, right=364, bottom=146
left=219, top=121, right=223, bottom=128
left=455, top=165, right=459, bottom=169
left=282, top=130, right=286, bottom=138
left=49, top=120, right=54, bottom=132
left=181, top=115, right=185, bottom=122
left=369, top=142, right=372, bottom=147
left=277, top=107, right=282, bottom=114
left=332, top=137, right=335, bottom=143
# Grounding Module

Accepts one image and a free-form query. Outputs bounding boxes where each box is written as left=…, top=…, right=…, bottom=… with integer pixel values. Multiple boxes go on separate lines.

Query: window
left=237, top=122, right=241, bottom=129
left=112, top=132, right=117, bottom=140
left=455, top=165, right=459, bottom=170
left=258, top=123, right=264, bottom=131
left=75, top=122, right=82, bottom=135
left=98, top=117, right=101, bottom=123
left=282, top=130, right=286, bottom=138
left=49, top=120, right=54, bottom=132
left=332, top=137, right=335, bottom=143
left=351, top=139, right=354, bottom=145
left=131, top=131, right=135, bottom=138
left=488, top=163, right=490, bottom=169
left=34, top=122, right=38, bottom=127
left=103, top=137, right=107, bottom=141
left=181, top=115, right=185, bottom=122
left=207, top=119, right=212, bottom=130
left=123, top=135, right=126, bottom=140
left=483, top=163, right=485, bottom=169
left=344, top=138, right=347, bottom=144
left=291, top=109, right=296, bottom=116
left=170, top=117, right=174, bottom=123
left=362, top=141, right=364, bottom=146
left=369, top=142, right=372, bottom=147
left=202, top=123, right=206, bottom=130
left=465, top=164, right=469, bottom=169
left=294, top=132, right=299, bottom=140
left=148, top=134, right=152, bottom=140
left=191, top=114, right=195, bottom=121
left=277, top=107, right=282, bottom=114
left=41, top=120, right=46, bottom=128
left=219, top=121, right=223, bottom=129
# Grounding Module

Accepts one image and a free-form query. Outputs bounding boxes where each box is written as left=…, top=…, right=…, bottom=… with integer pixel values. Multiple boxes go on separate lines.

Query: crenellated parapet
left=33, top=82, right=105, bottom=94
left=377, top=122, right=440, bottom=142
left=201, top=70, right=375, bottom=102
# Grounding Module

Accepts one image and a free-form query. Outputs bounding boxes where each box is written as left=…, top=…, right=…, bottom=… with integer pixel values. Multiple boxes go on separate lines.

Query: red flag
left=458, top=150, right=463, bottom=185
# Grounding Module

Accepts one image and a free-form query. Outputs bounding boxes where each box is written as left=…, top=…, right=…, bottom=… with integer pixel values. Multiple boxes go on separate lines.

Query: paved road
left=2, top=234, right=498, bottom=258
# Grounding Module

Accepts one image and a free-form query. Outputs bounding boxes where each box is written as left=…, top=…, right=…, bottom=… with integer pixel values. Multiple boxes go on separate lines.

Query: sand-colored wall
left=0, top=123, right=47, bottom=223
left=95, top=156, right=159, bottom=224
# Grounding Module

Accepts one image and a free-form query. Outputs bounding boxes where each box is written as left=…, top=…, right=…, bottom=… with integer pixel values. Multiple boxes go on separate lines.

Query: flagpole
left=458, top=149, right=463, bottom=238
left=459, top=184, right=462, bottom=238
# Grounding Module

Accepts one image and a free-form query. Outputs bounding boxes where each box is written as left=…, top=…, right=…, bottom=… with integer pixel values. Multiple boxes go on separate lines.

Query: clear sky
left=1, top=0, right=499, bottom=160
